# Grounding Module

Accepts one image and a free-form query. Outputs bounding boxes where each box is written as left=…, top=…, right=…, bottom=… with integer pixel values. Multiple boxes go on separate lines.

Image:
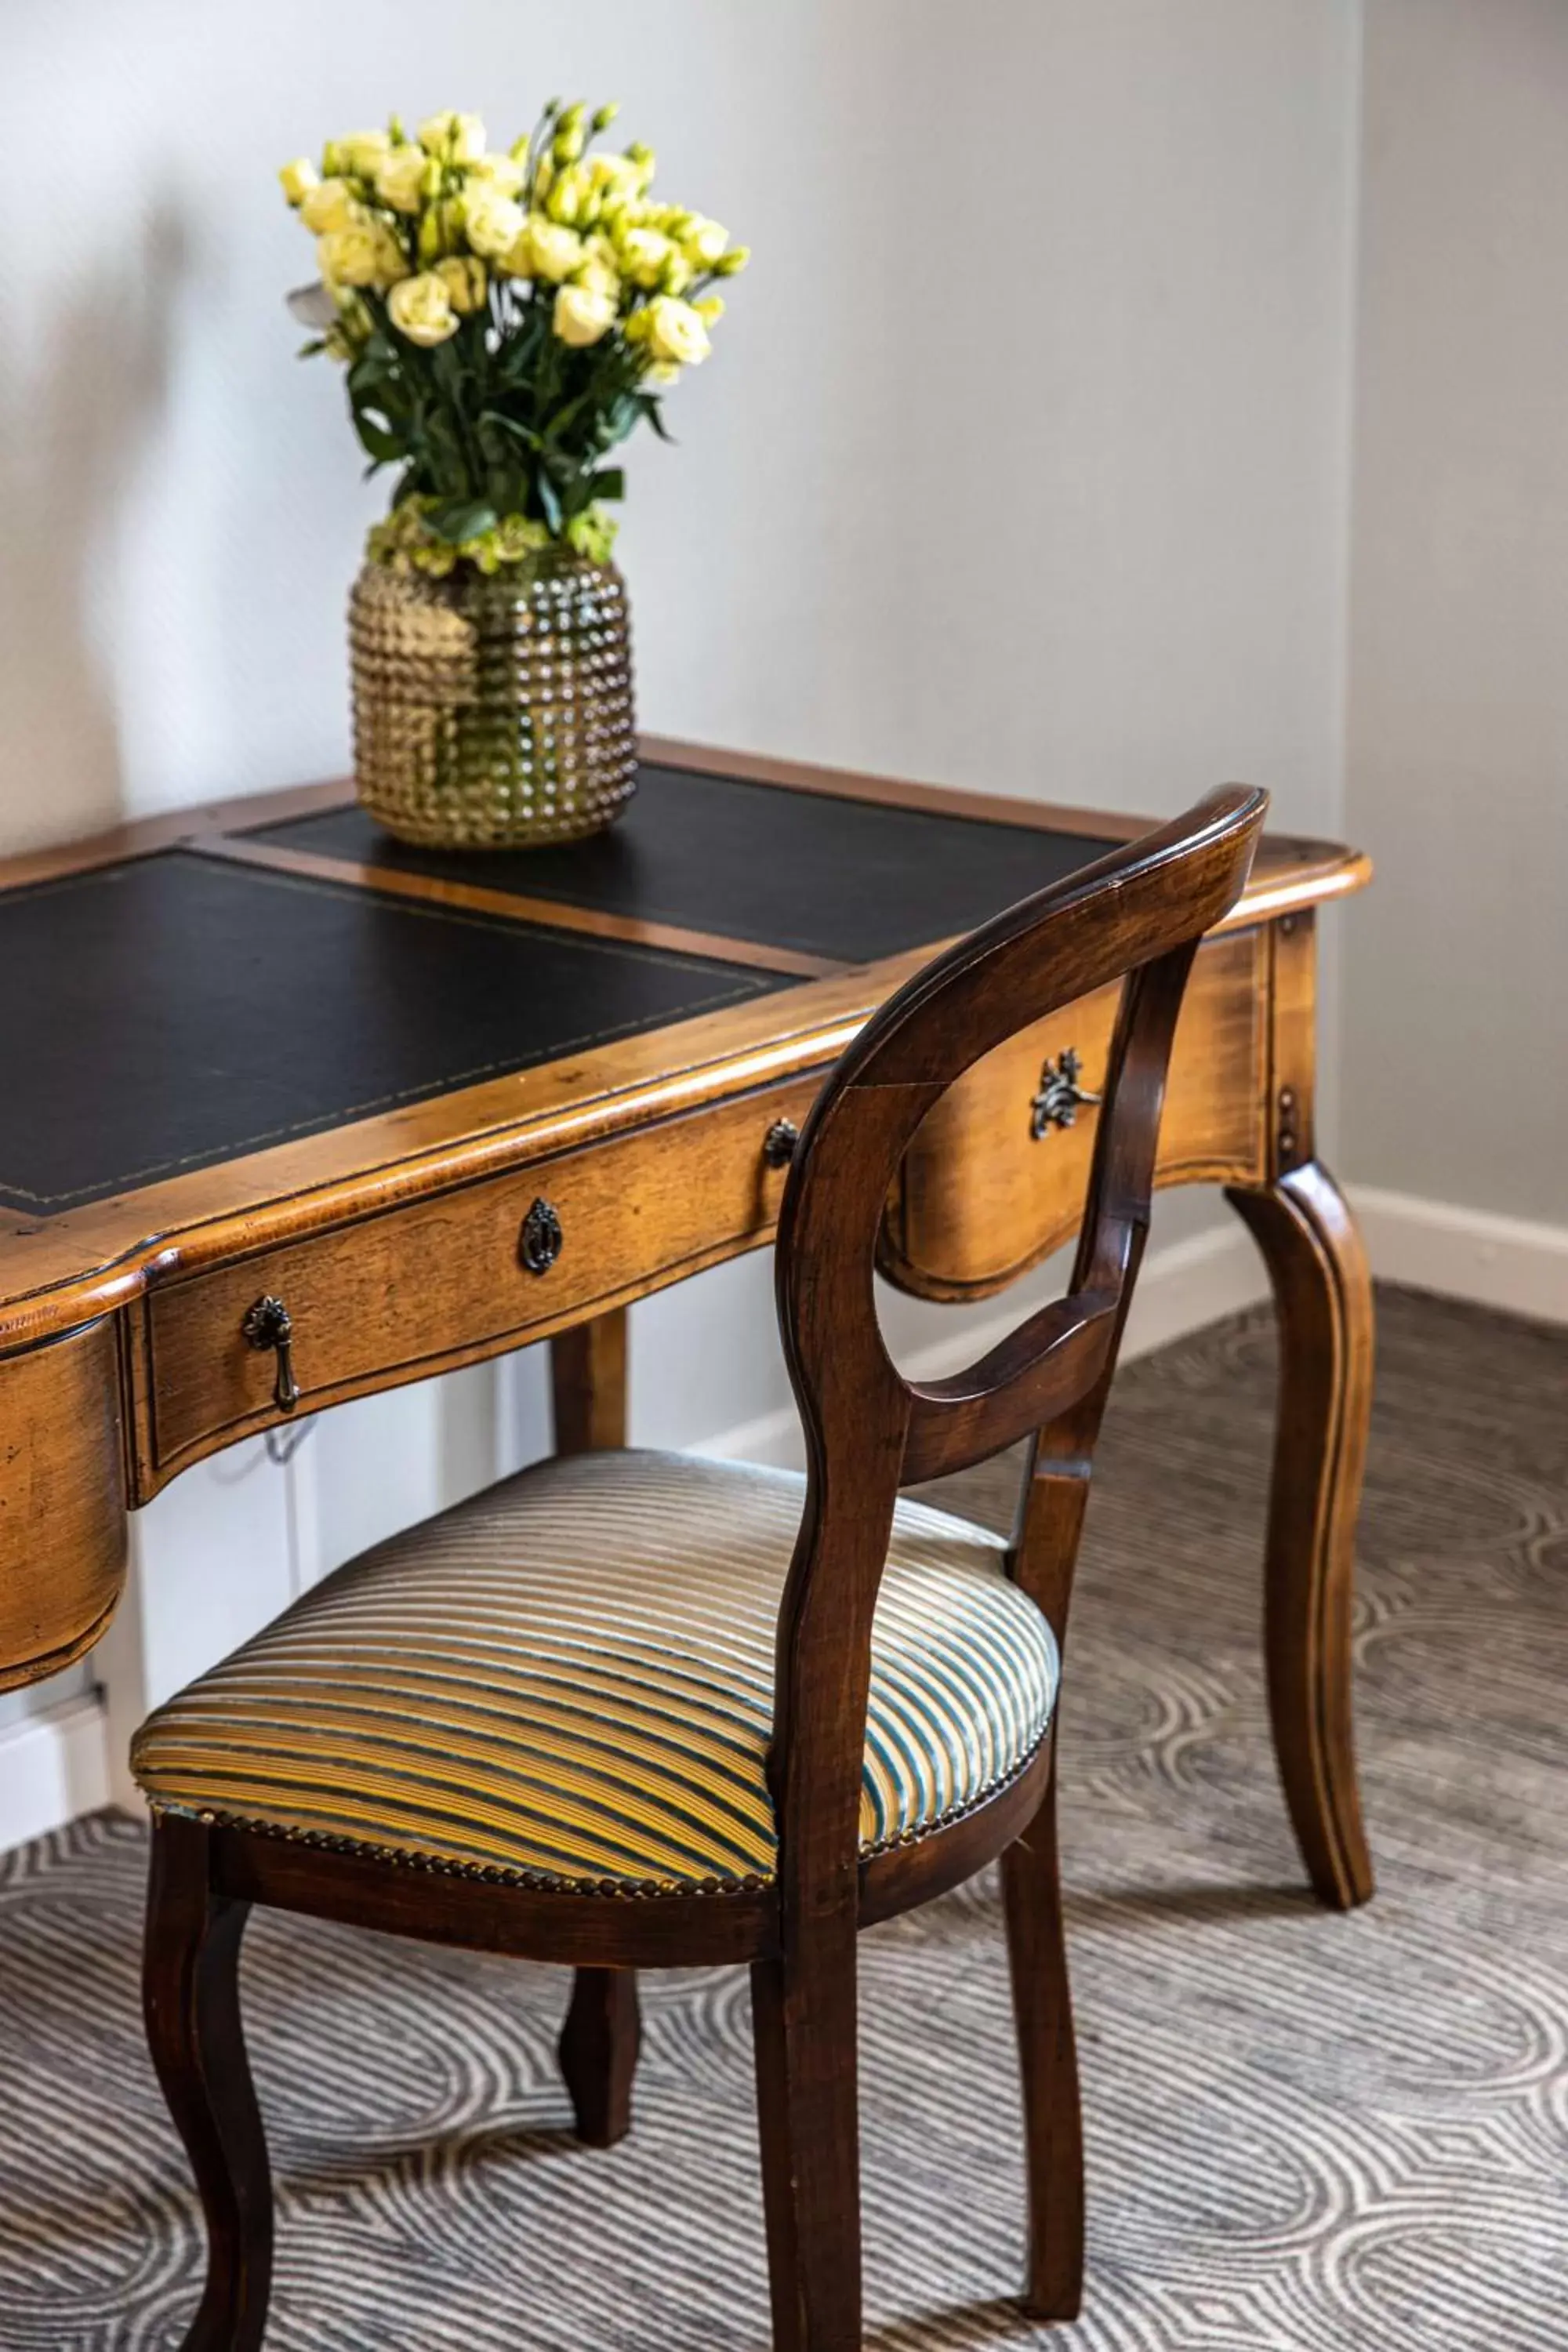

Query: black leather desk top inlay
left=1, top=852, right=790, bottom=1214
left=249, top=762, right=1120, bottom=965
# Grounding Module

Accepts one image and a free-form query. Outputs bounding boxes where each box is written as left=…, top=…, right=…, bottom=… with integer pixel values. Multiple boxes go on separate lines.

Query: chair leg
left=143, top=1812, right=274, bottom=2352
left=1002, top=1741, right=1083, bottom=2321
left=558, top=1965, right=641, bottom=2147
left=750, top=1931, right=862, bottom=2352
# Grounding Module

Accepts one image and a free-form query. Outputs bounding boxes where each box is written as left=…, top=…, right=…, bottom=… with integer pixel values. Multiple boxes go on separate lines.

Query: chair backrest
left=768, top=785, right=1268, bottom=1916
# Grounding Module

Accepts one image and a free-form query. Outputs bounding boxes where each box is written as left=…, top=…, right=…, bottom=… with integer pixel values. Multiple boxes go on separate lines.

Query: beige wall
left=0, top=0, right=1359, bottom=858
left=1344, top=0, right=1568, bottom=1224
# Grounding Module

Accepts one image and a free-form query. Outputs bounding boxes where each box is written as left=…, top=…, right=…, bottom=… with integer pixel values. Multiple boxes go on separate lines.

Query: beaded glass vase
left=348, top=546, right=637, bottom=849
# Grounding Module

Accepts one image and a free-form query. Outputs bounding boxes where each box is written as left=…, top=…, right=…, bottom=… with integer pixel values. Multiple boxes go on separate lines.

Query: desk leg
left=550, top=1307, right=629, bottom=1454
left=550, top=1309, right=644, bottom=2146
left=1227, top=1163, right=1376, bottom=1911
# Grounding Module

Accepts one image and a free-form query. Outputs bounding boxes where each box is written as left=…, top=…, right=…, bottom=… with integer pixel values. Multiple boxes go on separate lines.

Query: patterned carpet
left=1, top=1285, right=1563, bottom=2350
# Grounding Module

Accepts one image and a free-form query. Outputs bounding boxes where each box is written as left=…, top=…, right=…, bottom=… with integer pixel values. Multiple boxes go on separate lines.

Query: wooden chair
left=132, top=784, right=1265, bottom=2350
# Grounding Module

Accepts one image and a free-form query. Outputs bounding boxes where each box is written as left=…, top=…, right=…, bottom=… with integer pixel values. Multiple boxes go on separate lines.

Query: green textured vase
left=349, top=545, right=637, bottom=849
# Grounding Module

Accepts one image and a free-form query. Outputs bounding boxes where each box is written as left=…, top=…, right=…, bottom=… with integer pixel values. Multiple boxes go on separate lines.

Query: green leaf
left=348, top=350, right=396, bottom=393
left=425, top=497, right=499, bottom=543
left=590, top=467, right=626, bottom=503
left=602, top=392, right=641, bottom=445
left=477, top=410, right=540, bottom=456
left=422, top=412, right=471, bottom=498
left=638, top=394, right=675, bottom=445
left=351, top=408, right=408, bottom=465
left=535, top=470, right=563, bottom=533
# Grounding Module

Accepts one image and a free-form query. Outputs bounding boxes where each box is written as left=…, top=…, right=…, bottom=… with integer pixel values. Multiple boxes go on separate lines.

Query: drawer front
left=141, top=1076, right=823, bottom=1484
left=880, top=925, right=1269, bottom=1301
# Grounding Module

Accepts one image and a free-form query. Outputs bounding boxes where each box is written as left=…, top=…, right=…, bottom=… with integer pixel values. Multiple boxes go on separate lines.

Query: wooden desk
left=0, top=739, right=1374, bottom=1909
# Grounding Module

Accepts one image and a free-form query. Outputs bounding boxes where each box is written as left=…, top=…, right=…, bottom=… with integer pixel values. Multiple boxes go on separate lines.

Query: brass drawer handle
left=520, top=1196, right=564, bottom=1276
left=763, top=1119, right=800, bottom=1169
left=1029, top=1048, right=1101, bottom=1141
left=241, top=1294, right=300, bottom=1414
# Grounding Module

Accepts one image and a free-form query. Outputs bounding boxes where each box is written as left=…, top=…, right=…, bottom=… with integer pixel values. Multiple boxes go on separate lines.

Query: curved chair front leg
left=1227, top=1160, right=1375, bottom=1910
left=1003, top=1735, right=1083, bottom=2321
left=143, top=1813, right=274, bottom=2352
left=751, top=1924, right=862, bottom=2352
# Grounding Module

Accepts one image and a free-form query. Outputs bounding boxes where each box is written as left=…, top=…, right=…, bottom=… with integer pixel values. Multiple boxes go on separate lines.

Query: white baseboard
left=0, top=1693, right=111, bottom=1853
left=695, top=1222, right=1269, bottom=1472
left=1351, top=1185, right=1568, bottom=1326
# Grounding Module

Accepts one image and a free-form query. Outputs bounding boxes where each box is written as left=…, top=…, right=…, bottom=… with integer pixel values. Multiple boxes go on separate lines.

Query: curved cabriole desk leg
left=1227, top=1160, right=1375, bottom=1911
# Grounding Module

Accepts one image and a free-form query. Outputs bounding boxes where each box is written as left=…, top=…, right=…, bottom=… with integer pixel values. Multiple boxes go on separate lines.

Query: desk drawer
left=880, top=924, right=1269, bottom=1301
left=140, top=1076, right=823, bottom=1486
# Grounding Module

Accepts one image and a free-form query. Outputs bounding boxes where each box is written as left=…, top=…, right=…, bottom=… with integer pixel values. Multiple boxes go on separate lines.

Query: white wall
left=1342, top=0, right=1568, bottom=1265
left=0, top=2, right=1363, bottom=1832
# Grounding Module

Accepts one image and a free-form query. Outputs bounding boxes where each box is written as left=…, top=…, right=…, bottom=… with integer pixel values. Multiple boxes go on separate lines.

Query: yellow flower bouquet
left=282, top=102, right=747, bottom=572
left=278, top=102, right=748, bottom=848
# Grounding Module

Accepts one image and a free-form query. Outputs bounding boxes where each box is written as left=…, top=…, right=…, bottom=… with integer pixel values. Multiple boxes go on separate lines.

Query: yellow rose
left=278, top=158, right=319, bottom=207
left=418, top=111, right=486, bottom=162
left=387, top=272, right=460, bottom=347
left=298, top=177, right=361, bottom=235
left=617, top=226, right=672, bottom=289
left=467, top=152, right=525, bottom=198
left=553, top=282, right=617, bottom=347
left=589, top=152, right=639, bottom=199
left=376, top=147, right=430, bottom=214
left=435, top=254, right=488, bottom=315
left=692, top=293, right=725, bottom=326
left=683, top=216, right=729, bottom=268
left=341, top=130, right=391, bottom=177
left=643, top=294, right=711, bottom=368
left=318, top=221, right=404, bottom=291
left=525, top=217, right=583, bottom=281
left=497, top=227, right=535, bottom=280
left=463, top=190, right=526, bottom=261
left=714, top=245, right=751, bottom=277
left=574, top=251, right=621, bottom=304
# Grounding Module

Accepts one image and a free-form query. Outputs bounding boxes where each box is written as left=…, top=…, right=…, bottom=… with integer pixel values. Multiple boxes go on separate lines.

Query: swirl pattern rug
left=0, top=1285, right=1563, bottom=2350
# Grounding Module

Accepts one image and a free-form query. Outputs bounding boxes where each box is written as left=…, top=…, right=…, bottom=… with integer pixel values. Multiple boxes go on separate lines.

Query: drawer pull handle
left=520, top=1197, right=564, bottom=1276
left=241, top=1294, right=300, bottom=1414
left=763, top=1119, right=800, bottom=1169
left=1029, top=1048, right=1101, bottom=1141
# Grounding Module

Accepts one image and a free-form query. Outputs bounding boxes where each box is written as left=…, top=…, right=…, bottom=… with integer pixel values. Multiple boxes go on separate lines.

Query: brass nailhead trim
left=158, top=1730, right=1051, bottom=1900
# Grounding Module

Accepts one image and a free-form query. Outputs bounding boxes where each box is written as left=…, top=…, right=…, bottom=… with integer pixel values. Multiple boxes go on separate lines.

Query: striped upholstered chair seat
left=131, top=1449, right=1059, bottom=1894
